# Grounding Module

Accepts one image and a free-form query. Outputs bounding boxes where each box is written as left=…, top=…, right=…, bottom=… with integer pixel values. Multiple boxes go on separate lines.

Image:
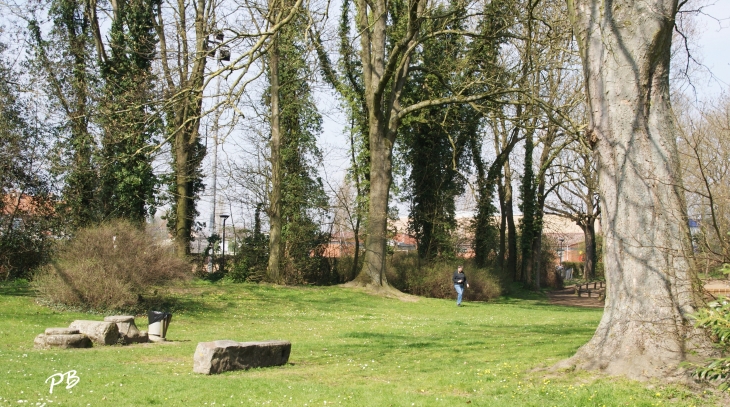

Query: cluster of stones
left=193, top=340, right=291, bottom=374
left=34, top=316, right=149, bottom=349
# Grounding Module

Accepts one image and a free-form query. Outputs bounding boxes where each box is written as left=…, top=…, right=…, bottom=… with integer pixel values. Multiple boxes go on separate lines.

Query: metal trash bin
left=148, top=311, right=172, bottom=339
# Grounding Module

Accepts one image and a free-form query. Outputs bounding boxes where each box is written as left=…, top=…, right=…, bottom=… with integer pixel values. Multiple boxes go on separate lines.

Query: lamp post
left=219, top=214, right=229, bottom=273
left=207, top=30, right=230, bottom=273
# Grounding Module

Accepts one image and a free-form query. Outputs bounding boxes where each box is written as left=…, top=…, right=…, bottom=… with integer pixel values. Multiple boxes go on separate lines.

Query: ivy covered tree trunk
left=559, top=0, right=712, bottom=378
left=519, top=131, right=536, bottom=286
left=98, top=0, right=158, bottom=223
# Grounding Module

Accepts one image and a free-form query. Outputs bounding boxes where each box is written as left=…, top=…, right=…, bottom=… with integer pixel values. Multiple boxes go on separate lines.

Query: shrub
left=386, top=253, right=502, bottom=301
left=692, top=296, right=730, bottom=391
left=33, top=220, right=190, bottom=312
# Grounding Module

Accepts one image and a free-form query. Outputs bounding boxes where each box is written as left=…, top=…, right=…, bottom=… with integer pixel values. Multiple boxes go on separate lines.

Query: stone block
left=34, top=333, right=92, bottom=349
left=44, top=328, right=79, bottom=335
left=69, top=320, right=119, bottom=345
left=193, top=340, right=291, bottom=374
left=104, top=315, right=148, bottom=344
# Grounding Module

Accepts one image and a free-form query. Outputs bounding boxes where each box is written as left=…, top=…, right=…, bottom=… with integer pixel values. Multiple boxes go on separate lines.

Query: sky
left=681, top=2, right=730, bottom=98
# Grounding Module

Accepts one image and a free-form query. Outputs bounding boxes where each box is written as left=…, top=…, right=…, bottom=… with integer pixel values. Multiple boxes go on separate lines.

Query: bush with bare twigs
left=386, top=253, right=502, bottom=301
left=33, top=220, right=190, bottom=312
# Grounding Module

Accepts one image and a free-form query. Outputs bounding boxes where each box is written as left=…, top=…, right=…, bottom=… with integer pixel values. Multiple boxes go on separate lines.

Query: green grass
left=0, top=280, right=722, bottom=406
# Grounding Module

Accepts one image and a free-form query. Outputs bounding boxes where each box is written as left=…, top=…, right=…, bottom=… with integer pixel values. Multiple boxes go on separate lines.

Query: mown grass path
left=0, top=281, right=723, bottom=406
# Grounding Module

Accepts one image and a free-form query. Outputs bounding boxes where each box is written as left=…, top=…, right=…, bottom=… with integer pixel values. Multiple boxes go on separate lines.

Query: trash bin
left=148, top=311, right=172, bottom=339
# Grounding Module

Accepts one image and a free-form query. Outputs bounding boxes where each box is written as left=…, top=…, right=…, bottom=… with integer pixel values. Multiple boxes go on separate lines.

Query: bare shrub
left=33, top=220, right=190, bottom=312
left=386, top=253, right=502, bottom=302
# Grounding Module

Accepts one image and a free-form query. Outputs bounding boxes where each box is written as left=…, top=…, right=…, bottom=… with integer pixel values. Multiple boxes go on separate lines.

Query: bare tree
left=677, top=96, right=730, bottom=270
left=153, top=0, right=302, bottom=256
left=545, top=144, right=600, bottom=280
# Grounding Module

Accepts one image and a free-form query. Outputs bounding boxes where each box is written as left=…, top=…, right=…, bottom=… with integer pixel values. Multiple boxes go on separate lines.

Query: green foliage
left=692, top=296, right=730, bottom=391
left=231, top=205, right=269, bottom=282
left=722, top=264, right=730, bottom=276
left=33, top=220, right=190, bottom=312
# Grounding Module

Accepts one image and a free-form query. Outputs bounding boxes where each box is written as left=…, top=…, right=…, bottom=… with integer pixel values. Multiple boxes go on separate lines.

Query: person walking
left=452, top=265, right=469, bottom=306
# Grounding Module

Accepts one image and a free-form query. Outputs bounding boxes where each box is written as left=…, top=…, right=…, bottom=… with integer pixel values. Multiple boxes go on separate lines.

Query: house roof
left=1, top=191, right=54, bottom=217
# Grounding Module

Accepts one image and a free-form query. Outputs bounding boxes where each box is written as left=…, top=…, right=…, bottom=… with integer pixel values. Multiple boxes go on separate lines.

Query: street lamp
left=219, top=214, right=229, bottom=273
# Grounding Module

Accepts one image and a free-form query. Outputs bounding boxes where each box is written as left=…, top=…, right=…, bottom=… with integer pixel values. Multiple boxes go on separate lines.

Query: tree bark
left=497, top=174, right=507, bottom=272
left=359, top=126, right=392, bottom=288
left=267, top=23, right=282, bottom=283
left=504, top=162, right=518, bottom=281
left=581, top=219, right=597, bottom=281
left=560, top=0, right=711, bottom=379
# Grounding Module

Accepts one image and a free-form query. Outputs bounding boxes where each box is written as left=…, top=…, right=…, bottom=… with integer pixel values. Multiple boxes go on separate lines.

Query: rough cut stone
left=104, top=315, right=148, bottom=344
left=34, top=333, right=92, bottom=349
left=69, top=320, right=119, bottom=345
left=193, top=340, right=291, bottom=374
left=44, top=328, right=79, bottom=335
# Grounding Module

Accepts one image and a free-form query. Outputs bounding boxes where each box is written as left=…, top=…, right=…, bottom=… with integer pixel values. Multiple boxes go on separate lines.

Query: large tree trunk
left=358, top=127, right=392, bottom=288
left=267, top=29, right=282, bottom=283
left=561, top=0, right=711, bottom=379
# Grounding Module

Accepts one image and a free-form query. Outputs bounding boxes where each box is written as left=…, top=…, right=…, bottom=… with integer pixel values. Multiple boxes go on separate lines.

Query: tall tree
left=29, top=0, right=98, bottom=229
left=348, top=0, right=504, bottom=289
left=399, top=5, right=477, bottom=261
left=97, top=0, right=159, bottom=223
left=311, top=0, right=370, bottom=278
left=153, top=0, right=211, bottom=256
left=266, top=0, right=328, bottom=282
left=559, top=0, right=712, bottom=378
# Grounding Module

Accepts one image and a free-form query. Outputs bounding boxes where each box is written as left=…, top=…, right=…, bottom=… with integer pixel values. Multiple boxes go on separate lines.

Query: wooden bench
left=575, top=281, right=606, bottom=299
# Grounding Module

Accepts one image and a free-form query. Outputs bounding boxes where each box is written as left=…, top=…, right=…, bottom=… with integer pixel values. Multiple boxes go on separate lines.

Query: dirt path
left=547, top=286, right=604, bottom=308
left=548, top=281, right=730, bottom=308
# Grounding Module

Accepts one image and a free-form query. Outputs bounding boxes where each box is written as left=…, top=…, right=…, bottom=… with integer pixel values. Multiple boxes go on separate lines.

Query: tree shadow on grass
left=0, top=280, right=34, bottom=296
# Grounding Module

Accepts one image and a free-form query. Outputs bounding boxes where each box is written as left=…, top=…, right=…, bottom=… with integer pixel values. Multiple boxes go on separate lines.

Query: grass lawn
left=0, top=280, right=723, bottom=406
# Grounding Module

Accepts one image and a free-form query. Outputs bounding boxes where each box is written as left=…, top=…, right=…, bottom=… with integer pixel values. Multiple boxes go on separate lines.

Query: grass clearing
left=0, top=280, right=723, bottom=406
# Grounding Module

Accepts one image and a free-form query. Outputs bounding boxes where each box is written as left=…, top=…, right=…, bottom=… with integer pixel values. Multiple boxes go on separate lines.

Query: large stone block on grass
left=104, top=315, right=148, bottom=344
left=69, top=320, right=119, bottom=345
left=193, top=340, right=291, bottom=374
left=34, top=333, right=92, bottom=349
